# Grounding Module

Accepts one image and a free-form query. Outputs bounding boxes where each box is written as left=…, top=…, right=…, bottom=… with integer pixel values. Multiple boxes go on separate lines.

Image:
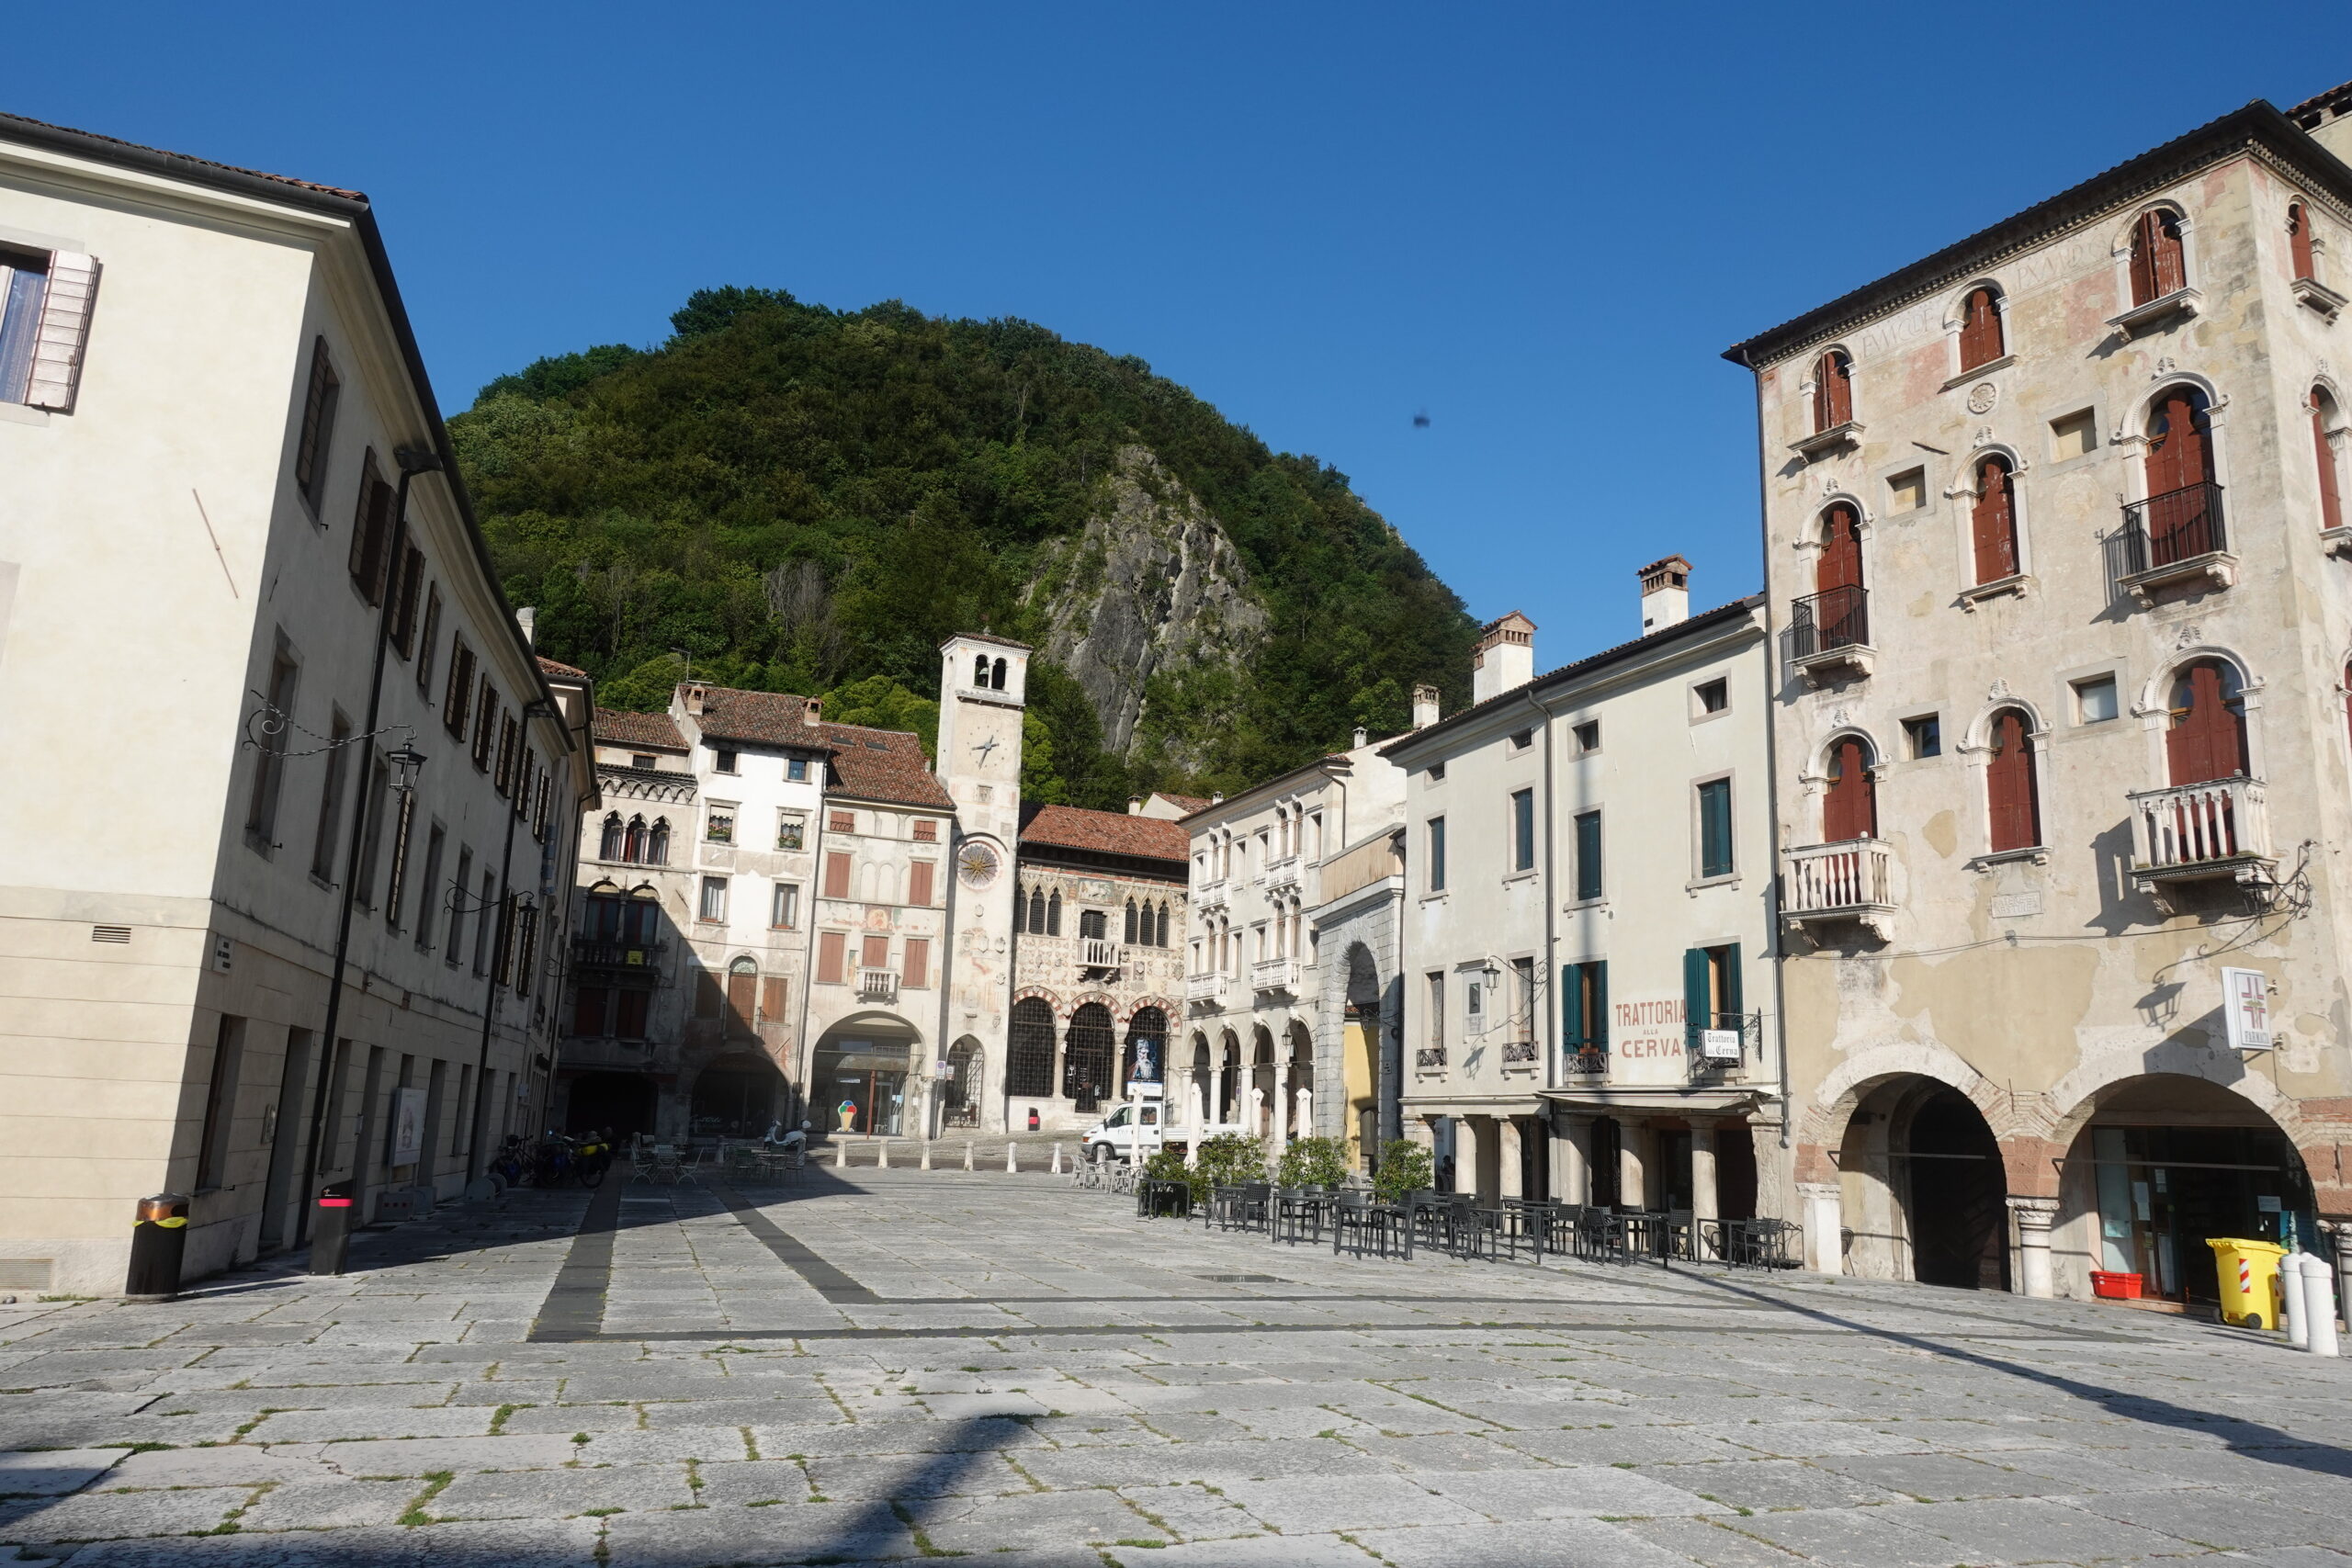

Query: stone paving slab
left=1, top=1170, right=2347, bottom=1566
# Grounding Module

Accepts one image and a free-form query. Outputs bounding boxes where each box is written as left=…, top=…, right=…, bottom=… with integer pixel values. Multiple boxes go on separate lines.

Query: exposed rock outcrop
left=1023, top=446, right=1268, bottom=759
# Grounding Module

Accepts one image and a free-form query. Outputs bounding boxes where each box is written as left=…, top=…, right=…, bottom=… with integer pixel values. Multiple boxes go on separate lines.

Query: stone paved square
left=1, top=1168, right=2347, bottom=1566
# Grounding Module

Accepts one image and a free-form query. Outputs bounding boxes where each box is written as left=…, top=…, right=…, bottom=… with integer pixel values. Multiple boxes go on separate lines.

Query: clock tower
left=935, top=634, right=1027, bottom=1132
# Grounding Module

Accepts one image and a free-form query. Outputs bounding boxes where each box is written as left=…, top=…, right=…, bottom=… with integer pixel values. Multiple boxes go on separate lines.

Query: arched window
left=1026, top=886, right=1045, bottom=933
left=974, top=653, right=990, bottom=687
left=990, top=657, right=1007, bottom=690
left=1124, top=1007, right=1168, bottom=1092
left=599, top=813, right=623, bottom=861
left=1984, top=709, right=2041, bottom=853
left=943, top=1038, right=981, bottom=1128
left=1046, top=889, right=1061, bottom=936
left=1810, top=502, right=1867, bottom=651
left=2145, top=387, right=2217, bottom=562
left=2312, top=387, right=2344, bottom=535
left=2290, top=200, right=2316, bottom=284
left=1972, top=455, right=2019, bottom=583
left=1156, top=900, right=1170, bottom=948
left=1007, top=998, right=1056, bottom=1098
left=1063, top=1002, right=1114, bottom=1111
left=1823, top=736, right=1878, bottom=842
left=2165, top=660, right=2249, bottom=785
left=1812, top=349, right=1853, bottom=432
left=585, top=890, right=624, bottom=940
left=646, top=818, right=671, bottom=865
left=623, top=815, right=646, bottom=863
left=1123, top=899, right=1137, bottom=944
left=2130, top=209, right=2187, bottom=305
left=1959, top=287, right=2004, bottom=370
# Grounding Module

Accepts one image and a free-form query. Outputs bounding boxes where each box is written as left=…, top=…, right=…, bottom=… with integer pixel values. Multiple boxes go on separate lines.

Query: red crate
left=2091, top=1270, right=2143, bottom=1300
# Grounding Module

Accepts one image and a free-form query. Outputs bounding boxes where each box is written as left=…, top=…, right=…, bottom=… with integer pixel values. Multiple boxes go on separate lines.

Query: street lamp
left=388, top=742, right=426, bottom=798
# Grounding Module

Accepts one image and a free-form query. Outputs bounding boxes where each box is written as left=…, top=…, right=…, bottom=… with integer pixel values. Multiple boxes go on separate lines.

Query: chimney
left=515, top=606, right=537, bottom=646
left=1127, top=795, right=1144, bottom=816
left=684, top=682, right=707, bottom=717
left=1412, top=683, right=1442, bottom=729
left=1351, top=725, right=1369, bottom=750
left=1639, top=555, right=1692, bottom=633
left=803, top=696, right=823, bottom=728
left=1470, top=612, right=1536, bottom=704
left=1211, top=791, right=1225, bottom=805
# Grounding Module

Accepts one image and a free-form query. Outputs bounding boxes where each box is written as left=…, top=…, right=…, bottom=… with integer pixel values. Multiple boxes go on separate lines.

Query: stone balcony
left=1185, top=971, right=1229, bottom=1006
left=1263, top=855, right=1301, bottom=893
left=1079, top=937, right=1123, bottom=976
left=2128, top=775, right=2274, bottom=909
left=1251, top=955, right=1301, bottom=995
left=858, top=968, right=899, bottom=1004
left=1193, top=879, right=1227, bottom=913
left=1781, top=838, right=1896, bottom=940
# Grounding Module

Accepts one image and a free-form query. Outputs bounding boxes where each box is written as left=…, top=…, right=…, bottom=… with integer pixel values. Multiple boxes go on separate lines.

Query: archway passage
left=811, top=1017, right=920, bottom=1136
left=1906, top=1088, right=2010, bottom=1291
left=2063, top=1075, right=2318, bottom=1311
left=566, top=1072, right=656, bottom=1141
left=942, top=1037, right=982, bottom=1130
left=1063, top=1003, right=1114, bottom=1112
left=689, top=1052, right=782, bottom=1140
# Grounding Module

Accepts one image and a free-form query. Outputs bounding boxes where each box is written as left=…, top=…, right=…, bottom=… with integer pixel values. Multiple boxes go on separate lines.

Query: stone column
left=2330, top=1222, right=2352, bottom=1330
left=1690, top=1119, right=1720, bottom=1258
left=1454, top=1116, right=1481, bottom=1196
left=1797, top=1180, right=1843, bottom=1275
left=1554, top=1115, right=1593, bottom=1207
left=1272, top=1057, right=1293, bottom=1161
left=2009, top=1197, right=2058, bottom=1299
left=1619, top=1119, right=1647, bottom=1211
left=1498, top=1117, right=1524, bottom=1201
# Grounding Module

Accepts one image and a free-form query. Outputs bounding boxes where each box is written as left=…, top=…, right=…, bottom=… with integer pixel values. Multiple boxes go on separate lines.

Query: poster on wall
left=390, top=1088, right=426, bottom=1167
left=2221, top=967, right=2273, bottom=1053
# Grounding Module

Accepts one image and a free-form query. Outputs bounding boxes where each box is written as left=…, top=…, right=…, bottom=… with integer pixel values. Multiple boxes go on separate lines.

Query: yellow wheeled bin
left=2207, top=1237, right=2287, bottom=1329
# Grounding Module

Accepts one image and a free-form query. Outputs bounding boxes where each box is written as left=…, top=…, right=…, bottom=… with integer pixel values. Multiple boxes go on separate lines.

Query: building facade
left=0, top=114, right=592, bottom=1294
left=1726, top=87, right=2352, bottom=1304
left=1178, top=735, right=1410, bottom=1160
left=1384, top=581, right=1781, bottom=1221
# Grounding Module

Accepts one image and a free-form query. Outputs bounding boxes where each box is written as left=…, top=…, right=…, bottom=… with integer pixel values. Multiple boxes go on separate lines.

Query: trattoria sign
left=1614, top=998, right=1687, bottom=1059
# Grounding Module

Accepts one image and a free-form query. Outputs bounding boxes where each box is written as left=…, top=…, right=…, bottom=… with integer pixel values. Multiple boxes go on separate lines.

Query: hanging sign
left=2221, top=967, right=2273, bottom=1052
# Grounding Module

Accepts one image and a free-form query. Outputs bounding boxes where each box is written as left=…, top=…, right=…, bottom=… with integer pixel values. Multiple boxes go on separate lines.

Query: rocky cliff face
left=1023, top=446, right=1269, bottom=761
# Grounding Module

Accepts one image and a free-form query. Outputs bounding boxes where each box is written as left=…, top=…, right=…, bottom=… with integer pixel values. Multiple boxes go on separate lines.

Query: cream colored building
left=0, top=113, right=593, bottom=1294
left=1725, top=85, right=2352, bottom=1305
left=1383, top=578, right=1781, bottom=1218
left=1179, top=734, right=1410, bottom=1158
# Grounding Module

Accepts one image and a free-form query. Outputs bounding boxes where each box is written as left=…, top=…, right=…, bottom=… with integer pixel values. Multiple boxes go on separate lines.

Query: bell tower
left=936, top=634, right=1027, bottom=1131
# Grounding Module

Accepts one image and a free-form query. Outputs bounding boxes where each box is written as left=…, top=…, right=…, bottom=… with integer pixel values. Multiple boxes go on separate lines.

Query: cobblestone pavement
left=3, top=1168, right=2349, bottom=1566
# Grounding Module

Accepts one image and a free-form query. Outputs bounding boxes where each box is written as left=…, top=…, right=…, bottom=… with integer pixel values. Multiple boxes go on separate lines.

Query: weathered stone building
left=1725, top=85, right=2352, bottom=1307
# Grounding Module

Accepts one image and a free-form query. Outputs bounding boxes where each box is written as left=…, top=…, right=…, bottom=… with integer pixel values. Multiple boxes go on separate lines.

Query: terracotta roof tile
left=593, top=708, right=686, bottom=750
left=691, top=687, right=827, bottom=747
left=1154, top=792, right=1210, bottom=812
left=537, top=655, right=588, bottom=679
left=1019, top=805, right=1189, bottom=864
left=818, top=723, right=954, bottom=810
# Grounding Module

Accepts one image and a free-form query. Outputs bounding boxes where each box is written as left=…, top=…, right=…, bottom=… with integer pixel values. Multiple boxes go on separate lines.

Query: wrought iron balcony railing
left=1789, top=584, right=1869, bottom=662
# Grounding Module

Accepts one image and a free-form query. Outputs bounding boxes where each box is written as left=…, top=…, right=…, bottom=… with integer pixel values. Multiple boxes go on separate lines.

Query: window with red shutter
left=829, top=811, right=854, bottom=833
left=817, top=931, right=845, bottom=984
left=1971, top=456, right=2019, bottom=583
left=760, top=976, right=786, bottom=1022
left=908, top=861, right=935, bottom=908
left=1816, top=503, right=1863, bottom=595
left=2165, top=660, right=2249, bottom=785
left=912, top=819, right=937, bottom=842
left=1984, top=709, right=2040, bottom=852
left=572, top=986, right=609, bottom=1037
left=903, top=938, right=929, bottom=989
left=1958, top=288, right=2004, bottom=370
left=725, top=966, right=757, bottom=1038
left=1812, top=350, right=1853, bottom=432
left=823, top=852, right=851, bottom=899
left=860, top=934, right=890, bottom=971
left=1822, top=736, right=1877, bottom=843
left=2290, top=201, right=2315, bottom=284
left=616, top=989, right=650, bottom=1038
left=2314, top=389, right=2344, bottom=534
left=2131, top=209, right=2187, bottom=306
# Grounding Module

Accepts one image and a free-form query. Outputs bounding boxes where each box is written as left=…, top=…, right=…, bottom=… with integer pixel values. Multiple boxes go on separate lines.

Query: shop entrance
left=566, top=1072, right=657, bottom=1141
left=811, top=1015, right=921, bottom=1136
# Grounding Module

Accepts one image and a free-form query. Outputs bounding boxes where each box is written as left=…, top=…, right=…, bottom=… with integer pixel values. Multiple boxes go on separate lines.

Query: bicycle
left=574, top=1133, right=612, bottom=1189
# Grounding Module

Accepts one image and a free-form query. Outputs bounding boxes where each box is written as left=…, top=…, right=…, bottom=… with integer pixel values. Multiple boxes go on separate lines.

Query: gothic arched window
left=599, top=813, right=623, bottom=861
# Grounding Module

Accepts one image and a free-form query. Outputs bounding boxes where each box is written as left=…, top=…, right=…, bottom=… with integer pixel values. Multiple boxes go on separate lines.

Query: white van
left=1081, top=1100, right=1166, bottom=1164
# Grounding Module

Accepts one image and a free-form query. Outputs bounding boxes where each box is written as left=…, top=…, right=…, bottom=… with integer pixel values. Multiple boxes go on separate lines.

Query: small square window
left=1509, top=728, right=1533, bottom=750
left=1427, top=762, right=1446, bottom=783
left=787, top=757, right=808, bottom=782
left=715, top=748, right=738, bottom=774
left=2074, top=675, right=2120, bottom=724
left=1574, top=720, right=1601, bottom=754
left=829, top=811, right=854, bottom=833
left=1889, top=468, right=1927, bottom=513
left=913, top=819, right=938, bottom=842
left=699, top=876, right=728, bottom=922
left=777, top=814, right=805, bottom=851
left=706, top=808, right=735, bottom=843
left=1694, top=679, right=1728, bottom=716
left=1903, top=715, right=1941, bottom=759
left=2051, top=410, right=2098, bottom=462
left=630, top=752, right=655, bottom=770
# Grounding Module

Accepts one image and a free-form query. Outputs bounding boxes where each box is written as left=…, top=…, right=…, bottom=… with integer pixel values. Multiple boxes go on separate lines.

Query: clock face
left=956, top=839, right=1001, bottom=889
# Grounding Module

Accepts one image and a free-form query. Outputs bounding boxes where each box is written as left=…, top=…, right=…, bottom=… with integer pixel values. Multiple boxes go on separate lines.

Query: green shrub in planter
left=1140, top=1147, right=1199, bottom=1208
left=1276, top=1136, right=1351, bottom=1190
left=1372, top=1139, right=1434, bottom=1204
left=1194, top=1132, right=1267, bottom=1195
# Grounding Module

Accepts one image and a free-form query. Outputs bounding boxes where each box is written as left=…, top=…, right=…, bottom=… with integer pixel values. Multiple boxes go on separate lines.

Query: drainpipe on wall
left=1529, top=687, right=1557, bottom=1122
left=1747, top=382, right=1795, bottom=1155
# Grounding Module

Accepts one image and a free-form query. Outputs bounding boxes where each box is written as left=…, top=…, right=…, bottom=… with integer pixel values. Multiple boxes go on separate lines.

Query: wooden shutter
left=616, top=989, right=650, bottom=1038
left=1985, top=711, right=2039, bottom=852
left=572, top=986, right=608, bottom=1037
left=2166, top=660, right=2248, bottom=784
left=760, top=976, right=786, bottom=1022
left=348, top=454, right=395, bottom=604
left=1682, top=947, right=1712, bottom=1038
left=24, top=252, right=99, bottom=412
left=1823, top=737, right=1877, bottom=841
left=294, top=337, right=338, bottom=501
left=2131, top=211, right=2186, bottom=304
left=1971, top=457, right=2018, bottom=582
left=829, top=810, right=854, bottom=832
left=1813, top=351, right=1852, bottom=431
left=823, top=852, right=851, bottom=899
left=2146, top=389, right=2210, bottom=499
left=817, top=931, right=845, bottom=983
left=1959, top=288, right=2002, bottom=370
left=2315, top=393, right=2343, bottom=534
left=725, top=970, right=757, bottom=1037
left=903, top=938, right=929, bottom=988
left=1719, top=946, right=1743, bottom=1018
left=1816, top=504, right=1863, bottom=593
left=1589, top=962, right=1609, bottom=1053
left=861, top=934, right=890, bottom=970
left=908, top=860, right=934, bottom=908
left=2290, top=202, right=2316, bottom=283
left=695, top=967, right=723, bottom=1019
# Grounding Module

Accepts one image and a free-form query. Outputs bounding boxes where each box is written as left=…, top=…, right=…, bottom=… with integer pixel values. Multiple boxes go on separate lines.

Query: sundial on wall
left=956, top=839, right=1002, bottom=890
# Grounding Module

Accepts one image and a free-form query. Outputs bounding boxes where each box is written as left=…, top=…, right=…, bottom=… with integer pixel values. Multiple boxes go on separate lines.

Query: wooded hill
left=450, top=287, right=1475, bottom=808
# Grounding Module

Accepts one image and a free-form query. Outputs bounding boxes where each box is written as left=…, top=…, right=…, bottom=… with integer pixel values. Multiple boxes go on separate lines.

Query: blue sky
left=17, top=4, right=2342, bottom=669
